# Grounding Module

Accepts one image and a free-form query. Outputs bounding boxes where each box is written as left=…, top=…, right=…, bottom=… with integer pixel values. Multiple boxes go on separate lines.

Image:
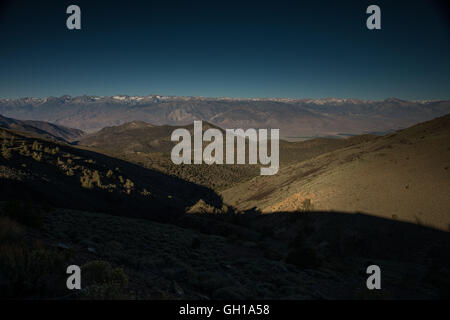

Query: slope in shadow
left=185, top=209, right=450, bottom=263
left=0, top=128, right=223, bottom=222
left=179, top=209, right=450, bottom=298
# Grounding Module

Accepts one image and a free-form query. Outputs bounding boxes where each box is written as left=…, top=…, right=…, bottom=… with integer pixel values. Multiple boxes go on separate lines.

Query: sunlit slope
left=221, top=114, right=450, bottom=231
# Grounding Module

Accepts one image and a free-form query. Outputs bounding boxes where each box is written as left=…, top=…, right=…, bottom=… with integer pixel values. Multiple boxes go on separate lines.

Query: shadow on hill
left=181, top=209, right=450, bottom=265
left=178, top=208, right=450, bottom=297
left=0, top=132, right=223, bottom=222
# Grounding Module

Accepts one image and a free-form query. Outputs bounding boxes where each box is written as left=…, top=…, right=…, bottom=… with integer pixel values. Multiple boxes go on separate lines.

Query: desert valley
left=0, top=96, right=449, bottom=299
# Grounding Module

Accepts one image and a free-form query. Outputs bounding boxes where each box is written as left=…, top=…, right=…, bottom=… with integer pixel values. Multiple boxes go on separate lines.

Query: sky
left=0, top=0, right=449, bottom=100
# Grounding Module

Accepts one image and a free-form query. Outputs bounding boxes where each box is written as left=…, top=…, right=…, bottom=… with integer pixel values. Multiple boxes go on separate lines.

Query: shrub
left=81, top=260, right=128, bottom=300
left=300, top=199, right=314, bottom=211
left=0, top=243, right=69, bottom=298
left=92, top=170, right=102, bottom=187
left=1, top=144, right=12, bottom=160
left=31, top=141, right=41, bottom=151
left=32, top=151, right=42, bottom=161
left=124, top=179, right=134, bottom=194
left=80, top=170, right=94, bottom=189
left=20, top=142, right=29, bottom=156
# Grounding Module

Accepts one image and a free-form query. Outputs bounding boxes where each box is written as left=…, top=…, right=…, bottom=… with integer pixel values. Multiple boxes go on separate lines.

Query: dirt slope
left=221, top=114, right=450, bottom=231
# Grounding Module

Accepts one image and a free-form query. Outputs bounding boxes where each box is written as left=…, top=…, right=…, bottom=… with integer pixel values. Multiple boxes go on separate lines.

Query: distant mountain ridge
left=0, top=114, right=84, bottom=142
left=79, top=120, right=222, bottom=153
left=1, top=95, right=449, bottom=138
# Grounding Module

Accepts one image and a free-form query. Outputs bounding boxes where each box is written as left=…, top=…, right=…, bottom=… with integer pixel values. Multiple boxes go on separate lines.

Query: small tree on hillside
left=124, top=179, right=134, bottom=194
left=1, top=144, right=12, bottom=160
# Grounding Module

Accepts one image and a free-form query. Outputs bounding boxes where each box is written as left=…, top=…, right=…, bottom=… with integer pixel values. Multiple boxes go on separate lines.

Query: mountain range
left=1, top=95, right=449, bottom=139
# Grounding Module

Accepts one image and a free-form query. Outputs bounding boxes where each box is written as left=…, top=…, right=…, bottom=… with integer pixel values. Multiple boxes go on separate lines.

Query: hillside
left=221, top=114, right=450, bottom=231
left=77, top=120, right=262, bottom=190
left=1, top=117, right=450, bottom=299
left=0, top=114, right=84, bottom=142
left=77, top=120, right=377, bottom=190
left=0, top=127, right=221, bottom=221
left=1, top=95, right=449, bottom=139
left=79, top=120, right=221, bottom=154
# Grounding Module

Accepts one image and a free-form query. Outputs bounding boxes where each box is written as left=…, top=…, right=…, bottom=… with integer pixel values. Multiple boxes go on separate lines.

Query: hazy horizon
left=1, top=93, right=449, bottom=102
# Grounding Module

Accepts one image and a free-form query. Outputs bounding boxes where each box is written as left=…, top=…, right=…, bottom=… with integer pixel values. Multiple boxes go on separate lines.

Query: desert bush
left=1, top=144, right=12, bottom=160
left=80, top=170, right=94, bottom=189
left=124, top=179, right=134, bottom=194
left=0, top=243, right=69, bottom=298
left=31, top=141, right=41, bottom=151
left=32, top=151, right=42, bottom=161
left=106, top=169, right=114, bottom=178
left=300, top=199, right=314, bottom=211
left=80, top=260, right=128, bottom=300
left=80, top=170, right=103, bottom=188
left=82, top=282, right=129, bottom=300
left=92, top=170, right=102, bottom=187
left=19, top=142, right=30, bottom=156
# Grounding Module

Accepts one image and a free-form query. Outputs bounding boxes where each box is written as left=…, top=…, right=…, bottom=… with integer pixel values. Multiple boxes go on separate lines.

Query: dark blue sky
left=0, top=0, right=449, bottom=100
